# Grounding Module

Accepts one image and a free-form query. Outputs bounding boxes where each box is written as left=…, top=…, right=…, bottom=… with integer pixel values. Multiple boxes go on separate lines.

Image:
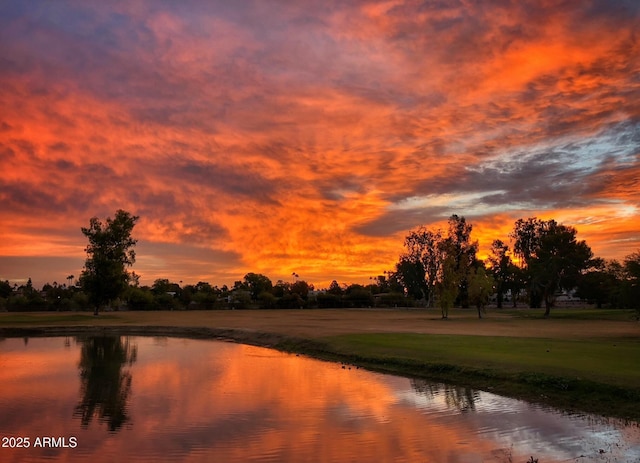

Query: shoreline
left=2, top=323, right=639, bottom=423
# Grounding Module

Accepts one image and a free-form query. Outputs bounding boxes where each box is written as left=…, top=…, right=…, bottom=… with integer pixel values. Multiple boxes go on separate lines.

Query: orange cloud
left=1, top=1, right=638, bottom=287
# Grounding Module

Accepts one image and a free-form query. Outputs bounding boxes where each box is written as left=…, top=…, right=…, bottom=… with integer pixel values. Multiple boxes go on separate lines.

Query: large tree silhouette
left=511, top=218, right=592, bottom=316
left=80, top=209, right=139, bottom=314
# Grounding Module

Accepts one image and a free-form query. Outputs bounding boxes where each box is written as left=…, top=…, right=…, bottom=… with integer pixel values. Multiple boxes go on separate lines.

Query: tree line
left=1, top=210, right=639, bottom=316
left=392, top=214, right=639, bottom=318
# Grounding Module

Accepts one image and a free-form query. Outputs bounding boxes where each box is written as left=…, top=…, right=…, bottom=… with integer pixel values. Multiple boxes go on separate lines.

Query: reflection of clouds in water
left=473, top=401, right=640, bottom=462
left=1, top=337, right=639, bottom=462
left=399, top=380, right=640, bottom=462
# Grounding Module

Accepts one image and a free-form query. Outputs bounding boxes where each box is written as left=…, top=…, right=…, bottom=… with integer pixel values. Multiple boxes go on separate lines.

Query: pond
left=0, top=335, right=638, bottom=462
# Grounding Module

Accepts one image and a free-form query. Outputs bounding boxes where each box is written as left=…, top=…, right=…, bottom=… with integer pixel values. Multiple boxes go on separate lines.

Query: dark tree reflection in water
left=74, top=336, right=137, bottom=432
left=412, top=379, right=479, bottom=413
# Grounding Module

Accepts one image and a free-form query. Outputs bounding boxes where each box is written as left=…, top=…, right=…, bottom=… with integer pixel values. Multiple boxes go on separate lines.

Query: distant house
left=555, top=288, right=579, bottom=304
left=228, top=289, right=251, bottom=308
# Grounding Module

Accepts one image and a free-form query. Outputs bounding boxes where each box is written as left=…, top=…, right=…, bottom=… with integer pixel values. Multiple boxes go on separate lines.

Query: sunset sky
left=1, top=0, right=639, bottom=289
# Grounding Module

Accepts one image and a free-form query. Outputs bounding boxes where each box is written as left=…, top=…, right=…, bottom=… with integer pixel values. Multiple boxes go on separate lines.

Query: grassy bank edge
left=2, top=324, right=639, bottom=422
left=277, top=336, right=640, bottom=424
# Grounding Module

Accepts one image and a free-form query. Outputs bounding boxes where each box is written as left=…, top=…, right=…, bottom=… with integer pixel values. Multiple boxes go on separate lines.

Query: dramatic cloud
left=1, top=0, right=638, bottom=287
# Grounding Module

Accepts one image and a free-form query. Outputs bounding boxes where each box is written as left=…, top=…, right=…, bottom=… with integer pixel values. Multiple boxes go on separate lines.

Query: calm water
left=0, top=336, right=638, bottom=463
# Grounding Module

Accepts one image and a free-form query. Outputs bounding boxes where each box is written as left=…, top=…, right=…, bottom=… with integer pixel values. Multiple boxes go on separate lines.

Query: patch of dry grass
left=1, top=308, right=638, bottom=339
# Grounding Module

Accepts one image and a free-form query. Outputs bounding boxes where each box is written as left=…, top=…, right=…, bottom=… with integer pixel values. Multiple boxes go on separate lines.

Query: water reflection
left=74, top=336, right=137, bottom=432
left=412, top=379, right=479, bottom=413
left=0, top=336, right=637, bottom=463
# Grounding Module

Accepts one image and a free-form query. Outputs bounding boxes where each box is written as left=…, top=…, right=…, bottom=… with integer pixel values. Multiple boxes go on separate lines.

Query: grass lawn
left=322, top=333, right=640, bottom=388
left=503, top=307, right=637, bottom=321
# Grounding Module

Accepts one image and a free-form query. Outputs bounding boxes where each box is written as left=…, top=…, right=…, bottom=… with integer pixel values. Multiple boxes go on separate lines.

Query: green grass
left=314, top=332, right=640, bottom=420
left=502, top=308, right=637, bottom=321
left=323, top=333, right=640, bottom=387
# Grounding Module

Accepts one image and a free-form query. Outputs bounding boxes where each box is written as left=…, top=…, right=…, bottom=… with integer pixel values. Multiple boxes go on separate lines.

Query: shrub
left=277, top=293, right=304, bottom=309
left=258, top=291, right=277, bottom=309
left=127, top=287, right=155, bottom=310
left=316, top=293, right=341, bottom=308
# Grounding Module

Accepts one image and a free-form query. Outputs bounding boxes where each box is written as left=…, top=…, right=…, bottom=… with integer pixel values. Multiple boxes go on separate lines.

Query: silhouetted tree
left=575, top=258, right=621, bottom=308
left=445, top=215, right=479, bottom=308
left=0, top=280, right=11, bottom=311
left=290, top=280, right=311, bottom=300
left=398, top=227, right=442, bottom=305
left=344, top=284, right=374, bottom=308
left=436, top=238, right=458, bottom=318
left=625, top=250, right=640, bottom=280
left=187, top=281, right=221, bottom=309
left=243, top=273, right=273, bottom=300
left=395, top=257, right=428, bottom=301
left=80, top=210, right=139, bottom=314
left=622, top=251, right=640, bottom=316
left=397, top=215, right=477, bottom=313
left=511, top=218, right=592, bottom=316
left=384, top=270, right=405, bottom=294
left=327, top=280, right=343, bottom=296
left=272, top=280, right=290, bottom=298
left=0, top=280, right=12, bottom=298
left=151, top=278, right=181, bottom=296
left=506, top=264, right=526, bottom=308
left=468, top=265, right=494, bottom=318
left=150, top=278, right=182, bottom=309
left=488, top=239, right=512, bottom=308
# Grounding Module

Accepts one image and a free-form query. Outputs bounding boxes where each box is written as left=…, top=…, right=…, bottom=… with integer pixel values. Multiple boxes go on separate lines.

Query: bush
left=230, top=291, right=252, bottom=309
left=316, top=293, right=341, bottom=308
left=258, top=291, right=277, bottom=309
left=7, top=295, right=32, bottom=311
left=56, top=297, right=76, bottom=311
left=192, top=291, right=219, bottom=310
left=71, top=292, right=90, bottom=311
left=277, top=293, right=304, bottom=309
left=127, top=287, right=155, bottom=310
left=344, top=289, right=373, bottom=308
left=153, top=293, right=182, bottom=310
left=376, top=292, right=406, bottom=308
